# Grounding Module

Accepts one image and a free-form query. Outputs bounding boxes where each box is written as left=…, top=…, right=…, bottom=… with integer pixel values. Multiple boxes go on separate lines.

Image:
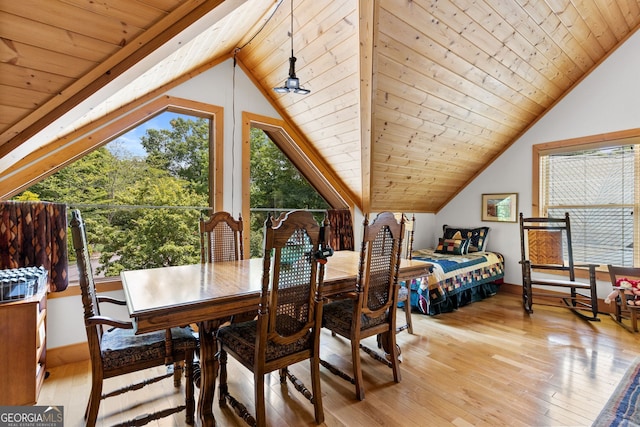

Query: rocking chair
left=519, top=212, right=599, bottom=321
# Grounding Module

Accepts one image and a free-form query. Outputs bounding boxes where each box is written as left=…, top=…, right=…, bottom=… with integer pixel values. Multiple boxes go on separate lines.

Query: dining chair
left=320, top=211, right=405, bottom=400
left=607, top=265, right=640, bottom=332
left=394, top=213, right=415, bottom=334
left=519, top=212, right=599, bottom=321
left=199, top=211, right=243, bottom=263
left=216, top=210, right=327, bottom=427
left=194, top=211, right=249, bottom=388
left=70, top=209, right=198, bottom=427
left=200, top=211, right=251, bottom=324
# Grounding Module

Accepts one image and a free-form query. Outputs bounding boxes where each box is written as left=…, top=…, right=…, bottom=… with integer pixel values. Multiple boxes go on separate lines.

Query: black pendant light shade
left=273, top=0, right=310, bottom=95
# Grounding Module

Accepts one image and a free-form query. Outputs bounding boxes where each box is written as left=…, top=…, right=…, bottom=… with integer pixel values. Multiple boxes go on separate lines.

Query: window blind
left=540, top=145, right=637, bottom=267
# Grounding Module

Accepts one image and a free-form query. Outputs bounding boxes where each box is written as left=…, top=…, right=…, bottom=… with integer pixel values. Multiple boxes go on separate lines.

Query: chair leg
left=85, top=377, right=102, bottom=427
left=184, top=353, right=195, bottom=425
left=310, top=356, right=324, bottom=424
left=255, top=371, right=266, bottom=427
left=173, top=361, right=182, bottom=387
left=632, top=310, right=638, bottom=332
left=84, top=395, right=92, bottom=425
left=218, top=349, right=228, bottom=408
left=217, top=347, right=256, bottom=425
left=387, top=330, right=401, bottom=383
left=522, top=280, right=533, bottom=314
left=589, top=268, right=599, bottom=319
left=352, top=338, right=365, bottom=401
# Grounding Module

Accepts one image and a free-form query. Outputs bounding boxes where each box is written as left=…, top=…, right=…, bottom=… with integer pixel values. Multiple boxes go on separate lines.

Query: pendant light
left=273, top=0, right=310, bottom=95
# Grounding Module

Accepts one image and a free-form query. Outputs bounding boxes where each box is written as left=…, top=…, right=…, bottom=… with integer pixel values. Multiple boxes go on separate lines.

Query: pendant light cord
left=232, top=50, right=237, bottom=215
left=231, top=0, right=285, bottom=216
left=289, top=0, right=294, bottom=55
left=236, top=0, right=285, bottom=52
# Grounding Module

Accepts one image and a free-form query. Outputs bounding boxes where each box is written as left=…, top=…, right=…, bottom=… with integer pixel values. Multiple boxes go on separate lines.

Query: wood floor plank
left=37, top=292, right=640, bottom=426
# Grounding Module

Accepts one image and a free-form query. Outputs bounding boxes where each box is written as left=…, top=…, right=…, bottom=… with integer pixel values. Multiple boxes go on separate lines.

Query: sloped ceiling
left=1, top=0, right=639, bottom=212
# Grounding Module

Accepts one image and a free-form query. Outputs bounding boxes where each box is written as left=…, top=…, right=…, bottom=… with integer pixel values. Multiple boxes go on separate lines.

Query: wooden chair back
left=394, top=213, right=415, bottom=260
left=70, top=210, right=108, bottom=353
left=357, top=212, right=405, bottom=319
left=519, top=212, right=599, bottom=321
left=259, top=210, right=326, bottom=346
left=520, top=212, right=575, bottom=279
left=200, top=211, right=243, bottom=263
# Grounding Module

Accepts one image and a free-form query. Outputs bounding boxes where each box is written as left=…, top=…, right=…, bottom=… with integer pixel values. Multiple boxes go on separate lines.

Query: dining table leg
left=197, top=320, right=219, bottom=427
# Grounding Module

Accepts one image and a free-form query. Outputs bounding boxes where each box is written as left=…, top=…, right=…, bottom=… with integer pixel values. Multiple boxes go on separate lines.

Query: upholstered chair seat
left=101, top=326, right=197, bottom=371
left=217, top=318, right=313, bottom=367
left=322, top=299, right=388, bottom=334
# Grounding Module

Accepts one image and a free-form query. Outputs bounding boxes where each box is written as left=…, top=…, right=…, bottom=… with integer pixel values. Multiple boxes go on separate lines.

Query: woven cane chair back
left=200, top=211, right=243, bottom=263
left=359, top=212, right=404, bottom=318
left=264, top=211, right=323, bottom=344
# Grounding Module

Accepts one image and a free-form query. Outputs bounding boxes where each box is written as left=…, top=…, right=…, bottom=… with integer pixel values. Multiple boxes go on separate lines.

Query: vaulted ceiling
left=1, top=0, right=639, bottom=212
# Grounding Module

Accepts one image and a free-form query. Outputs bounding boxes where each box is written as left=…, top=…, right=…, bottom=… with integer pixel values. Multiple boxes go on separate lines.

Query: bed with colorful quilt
left=406, top=225, right=504, bottom=315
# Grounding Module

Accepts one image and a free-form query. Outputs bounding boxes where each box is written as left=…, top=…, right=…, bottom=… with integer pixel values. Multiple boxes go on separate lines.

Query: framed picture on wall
left=481, top=193, right=518, bottom=222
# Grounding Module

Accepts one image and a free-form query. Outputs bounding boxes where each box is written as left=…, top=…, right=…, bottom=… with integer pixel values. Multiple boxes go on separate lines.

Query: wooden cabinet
left=0, top=287, right=47, bottom=405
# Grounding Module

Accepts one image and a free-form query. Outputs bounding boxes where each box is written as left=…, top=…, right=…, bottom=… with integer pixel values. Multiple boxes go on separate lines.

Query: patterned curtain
left=0, top=201, right=68, bottom=292
left=327, top=209, right=354, bottom=251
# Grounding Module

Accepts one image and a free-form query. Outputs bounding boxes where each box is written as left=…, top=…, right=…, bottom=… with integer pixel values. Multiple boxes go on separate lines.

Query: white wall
left=411, top=213, right=437, bottom=250
left=47, top=290, right=127, bottom=348
left=434, top=30, right=640, bottom=297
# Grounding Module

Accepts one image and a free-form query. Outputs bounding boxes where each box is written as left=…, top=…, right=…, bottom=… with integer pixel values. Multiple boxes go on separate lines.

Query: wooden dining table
left=120, top=250, right=431, bottom=426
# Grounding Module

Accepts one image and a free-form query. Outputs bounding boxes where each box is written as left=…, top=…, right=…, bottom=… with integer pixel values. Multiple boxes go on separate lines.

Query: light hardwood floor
left=37, top=292, right=640, bottom=426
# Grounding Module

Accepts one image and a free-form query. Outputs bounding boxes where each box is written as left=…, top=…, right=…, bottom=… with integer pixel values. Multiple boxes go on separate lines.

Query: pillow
left=435, top=238, right=468, bottom=255
left=442, top=225, right=490, bottom=252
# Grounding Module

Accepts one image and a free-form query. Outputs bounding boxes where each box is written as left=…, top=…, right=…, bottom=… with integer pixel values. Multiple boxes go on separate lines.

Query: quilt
left=407, top=248, right=504, bottom=315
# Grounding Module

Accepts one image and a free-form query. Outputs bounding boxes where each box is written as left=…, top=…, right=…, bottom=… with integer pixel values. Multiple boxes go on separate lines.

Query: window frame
left=241, top=112, right=355, bottom=257
left=20, top=98, right=224, bottom=286
left=532, top=128, right=640, bottom=274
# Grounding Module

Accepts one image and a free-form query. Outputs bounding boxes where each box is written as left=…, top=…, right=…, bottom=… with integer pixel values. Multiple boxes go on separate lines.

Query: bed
left=404, top=225, right=505, bottom=315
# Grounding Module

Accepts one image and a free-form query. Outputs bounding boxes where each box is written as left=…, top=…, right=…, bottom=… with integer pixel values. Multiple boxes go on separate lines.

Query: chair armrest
left=574, top=263, right=599, bottom=271
left=519, top=260, right=535, bottom=270
left=86, top=315, right=134, bottom=329
left=97, top=296, right=127, bottom=305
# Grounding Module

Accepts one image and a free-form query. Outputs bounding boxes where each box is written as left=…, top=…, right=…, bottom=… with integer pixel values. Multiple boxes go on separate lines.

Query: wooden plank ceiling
left=1, top=0, right=639, bottom=212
